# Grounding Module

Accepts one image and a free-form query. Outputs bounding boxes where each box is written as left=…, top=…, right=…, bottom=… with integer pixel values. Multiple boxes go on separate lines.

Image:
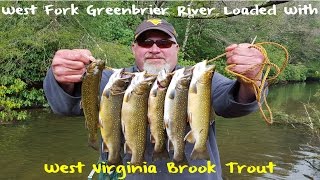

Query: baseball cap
left=134, top=19, right=178, bottom=41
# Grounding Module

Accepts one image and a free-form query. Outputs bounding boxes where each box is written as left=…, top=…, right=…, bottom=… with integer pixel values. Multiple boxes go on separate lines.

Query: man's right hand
left=51, top=49, right=94, bottom=94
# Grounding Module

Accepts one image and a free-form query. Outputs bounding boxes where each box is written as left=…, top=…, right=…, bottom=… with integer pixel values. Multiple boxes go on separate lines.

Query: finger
left=60, top=75, right=83, bottom=83
left=63, top=59, right=87, bottom=70
left=52, top=57, right=86, bottom=70
left=227, top=55, right=264, bottom=65
left=55, top=50, right=92, bottom=64
left=238, top=43, right=251, bottom=48
left=54, top=67, right=85, bottom=77
left=225, top=44, right=238, bottom=52
left=228, top=64, right=262, bottom=78
left=73, top=49, right=92, bottom=56
left=226, top=51, right=233, bottom=58
left=73, top=49, right=96, bottom=62
left=232, top=47, right=262, bottom=57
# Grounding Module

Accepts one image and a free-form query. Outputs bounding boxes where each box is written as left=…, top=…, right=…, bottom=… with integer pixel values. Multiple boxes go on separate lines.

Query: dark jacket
left=43, top=65, right=260, bottom=180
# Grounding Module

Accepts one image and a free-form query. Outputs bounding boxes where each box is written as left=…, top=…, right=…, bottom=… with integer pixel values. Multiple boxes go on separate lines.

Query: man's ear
left=176, top=44, right=180, bottom=51
left=131, top=43, right=136, bottom=56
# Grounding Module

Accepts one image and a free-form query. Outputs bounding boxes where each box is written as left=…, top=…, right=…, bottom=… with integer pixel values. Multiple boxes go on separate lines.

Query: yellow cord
left=208, top=42, right=289, bottom=125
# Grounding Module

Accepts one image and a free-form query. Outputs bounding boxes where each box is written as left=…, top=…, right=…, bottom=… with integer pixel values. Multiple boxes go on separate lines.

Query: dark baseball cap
left=134, top=19, right=178, bottom=41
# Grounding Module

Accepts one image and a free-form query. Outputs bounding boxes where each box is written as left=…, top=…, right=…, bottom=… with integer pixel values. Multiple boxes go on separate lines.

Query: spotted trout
left=148, top=69, right=173, bottom=161
left=99, top=68, right=133, bottom=165
left=185, top=60, right=215, bottom=160
left=121, top=72, right=156, bottom=165
left=164, top=68, right=192, bottom=164
left=81, top=59, right=105, bottom=151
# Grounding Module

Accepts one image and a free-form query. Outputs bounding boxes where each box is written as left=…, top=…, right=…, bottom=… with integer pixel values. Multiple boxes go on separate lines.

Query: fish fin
left=150, top=134, right=155, bottom=144
left=88, top=134, right=99, bottom=151
left=184, top=130, right=196, bottom=144
left=189, top=82, right=197, bottom=94
left=124, top=92, right=131, bottom=102
left=124, top=142, right=132, bottom=154
left=147, top=117, right=151, bottom=125
left=121, top=122, right=125, bottom=134
left=105, top=89, right=110, bottom=98
left=167, top=139, right=174, bottom=151
left=98, top=116, right=103, bottom=128
left=107, top=158, right=123, bottom=166
left=210, top=107, right=216, bottom=125
left=79, top=101, right=82, bottom=109
left=150, top=88, right=157, bottom=97
left=188, top=112, right=192, bottom=125
left=164, top=120, right=169, bottom=129
left=102, top=142, right=109, bottom=153
left=168, top=90, right=175, bottom=99
left=152, top=149, right=170, bottom=162
left=190, top=147, right=210, bottom=160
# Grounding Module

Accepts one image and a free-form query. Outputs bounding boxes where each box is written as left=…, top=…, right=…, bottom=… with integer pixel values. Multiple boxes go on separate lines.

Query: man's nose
left=149, top=43, right=161, bottom=53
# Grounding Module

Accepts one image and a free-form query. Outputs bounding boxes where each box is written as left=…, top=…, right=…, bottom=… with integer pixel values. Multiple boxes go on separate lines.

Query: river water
left=0, top=83, right=319, bottom=180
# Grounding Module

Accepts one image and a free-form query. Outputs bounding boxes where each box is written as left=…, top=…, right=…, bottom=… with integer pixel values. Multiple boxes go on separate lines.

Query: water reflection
left=0, top=83, right=319, bottom=179
left=217, top=82, right=320, bottom=179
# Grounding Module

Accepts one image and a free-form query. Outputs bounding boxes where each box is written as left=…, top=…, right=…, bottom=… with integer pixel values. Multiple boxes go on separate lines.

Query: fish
left=81, top=59, right=105, bottom=151
left=148, top=69, right=173, bottom=161
left=184, top=60, right=215, bottom=160
left=121, top=71, right=156, bottom=165
left=164, top=68, right=193, bottom=164
left=99, top=68, right=133, bottom=165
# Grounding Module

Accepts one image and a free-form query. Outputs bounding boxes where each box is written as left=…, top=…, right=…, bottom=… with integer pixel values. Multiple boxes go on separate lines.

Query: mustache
left=145, top=55, right=165, bottom=59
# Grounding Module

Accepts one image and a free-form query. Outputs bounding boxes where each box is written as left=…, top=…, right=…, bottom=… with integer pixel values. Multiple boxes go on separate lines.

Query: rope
left=208, top=42, right=289, bottom=125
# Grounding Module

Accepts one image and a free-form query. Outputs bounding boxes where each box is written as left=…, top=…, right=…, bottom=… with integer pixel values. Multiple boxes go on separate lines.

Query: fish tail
left=88, top=134, right=99, bottom=151
left=173, top=153, right=189, bottom=166
left=152, top=149, right=170, bottom=161
left=190, top=147, right=210, bottom=160
left=108, top=157, right=123, bottom=166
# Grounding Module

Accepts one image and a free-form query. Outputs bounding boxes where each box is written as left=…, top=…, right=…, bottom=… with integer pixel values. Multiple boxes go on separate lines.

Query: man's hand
left=225, top=43, right=264, bottom=103
left=51, top=49, right=94, bottom=94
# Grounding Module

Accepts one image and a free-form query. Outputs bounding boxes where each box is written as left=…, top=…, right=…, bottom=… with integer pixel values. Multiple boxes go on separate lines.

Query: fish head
left=198, top=65, right=215, bottom=84
left=135, top=74, right=156, bottom=94
left=157, top=69, right=173, bottom=89
left=86, top=59, right=105, bottom=75
left=112, top=69, right=134, bottom=92
left=126, top=72, right=156, bottom=95
left=178, top=73, right=192, bottom=89
left=189, top=61, right=206, bottom=85
left=96, top=59, right=106, bottom=70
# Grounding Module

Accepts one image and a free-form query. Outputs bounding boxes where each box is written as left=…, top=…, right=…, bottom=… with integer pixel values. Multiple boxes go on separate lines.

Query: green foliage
left=0, top=76, right=46, bottom=122
left=1, top=1, right=320, bottom=123
left=277, top=64, right=308, bottom=82
left=314, top=89, right=320, bottom=98
left=91, top=41, right=135, bottom=68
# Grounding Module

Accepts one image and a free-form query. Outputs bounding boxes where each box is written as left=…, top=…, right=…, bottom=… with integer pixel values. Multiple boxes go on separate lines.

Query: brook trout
left=185, top=60, right=215, bottom=160
left=121, top=72, right=156, bottom=165
left=81, top=59, right=105, bottom=151
left=148, top=69, right=172, bottom=161
left=164, top=68, right=192, bottom=163
left=99, top=68, right=133, bottom=165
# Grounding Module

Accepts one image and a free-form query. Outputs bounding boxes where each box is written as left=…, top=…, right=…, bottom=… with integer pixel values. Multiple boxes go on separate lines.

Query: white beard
left=143, top=62, right=171, bottom=75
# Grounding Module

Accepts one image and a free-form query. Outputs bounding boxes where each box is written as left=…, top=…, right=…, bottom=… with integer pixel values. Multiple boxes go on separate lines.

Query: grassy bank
left=273, top=102, right=320, bottom=138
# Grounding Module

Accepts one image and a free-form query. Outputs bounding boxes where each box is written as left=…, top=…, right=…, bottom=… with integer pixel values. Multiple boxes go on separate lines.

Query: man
left=44, top=19, right=264, bottom=180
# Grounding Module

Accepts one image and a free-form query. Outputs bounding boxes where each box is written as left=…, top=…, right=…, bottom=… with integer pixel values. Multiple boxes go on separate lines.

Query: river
left=0, top=83, right=319, bottom=180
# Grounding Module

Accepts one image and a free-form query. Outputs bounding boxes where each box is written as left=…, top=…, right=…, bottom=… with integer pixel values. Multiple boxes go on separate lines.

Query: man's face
left=132, top=30, right=179, bottom=74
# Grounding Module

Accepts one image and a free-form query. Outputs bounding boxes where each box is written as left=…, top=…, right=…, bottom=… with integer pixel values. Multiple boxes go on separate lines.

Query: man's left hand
left=225, top=43, right=265, bottom=103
